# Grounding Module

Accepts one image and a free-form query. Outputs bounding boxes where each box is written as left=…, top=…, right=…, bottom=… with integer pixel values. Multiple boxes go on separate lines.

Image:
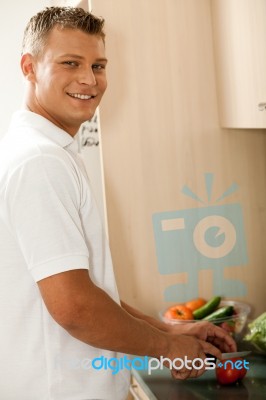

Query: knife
left=221, top=351, right=251, bottom=360
left=206, top=350, right=251, bottom=361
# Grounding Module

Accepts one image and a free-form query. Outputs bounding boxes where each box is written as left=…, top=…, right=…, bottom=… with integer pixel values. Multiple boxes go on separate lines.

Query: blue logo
left=217, top=359, right=249, bottom=370
left=152, top=173, right=248, bottom=302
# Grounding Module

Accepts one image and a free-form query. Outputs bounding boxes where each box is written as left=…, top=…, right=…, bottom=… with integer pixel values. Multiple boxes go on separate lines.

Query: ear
left=20, top=53, right=36, bottom=82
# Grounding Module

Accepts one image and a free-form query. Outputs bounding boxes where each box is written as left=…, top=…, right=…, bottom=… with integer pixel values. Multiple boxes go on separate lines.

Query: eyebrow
left=94, top=58, right=108, bottom=63
left=59, top=54, right=108, bottom=63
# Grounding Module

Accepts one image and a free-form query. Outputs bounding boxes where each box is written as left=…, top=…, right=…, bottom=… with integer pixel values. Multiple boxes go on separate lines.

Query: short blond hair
left=22, top=6, right=105, bottom=55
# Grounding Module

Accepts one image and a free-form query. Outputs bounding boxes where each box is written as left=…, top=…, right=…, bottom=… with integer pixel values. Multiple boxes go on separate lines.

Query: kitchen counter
left=132, top=353, right=266, bottom=400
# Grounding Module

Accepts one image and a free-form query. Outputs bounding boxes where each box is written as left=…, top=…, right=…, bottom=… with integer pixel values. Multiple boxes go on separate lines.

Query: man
left=0, top=7, right=236, bottom=400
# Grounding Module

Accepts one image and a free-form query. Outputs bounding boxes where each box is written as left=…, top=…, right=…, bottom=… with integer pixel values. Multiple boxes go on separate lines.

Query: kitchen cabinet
left=211, top=0, right=266, bottom=128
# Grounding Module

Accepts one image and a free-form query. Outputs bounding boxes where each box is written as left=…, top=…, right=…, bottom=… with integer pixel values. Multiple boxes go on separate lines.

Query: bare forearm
left=121, top=300, right=170, bottom=332
left=38, top=269, right=233, bottom=371
left=120, top=301, right=236, bottom=354
left=60, top=285, right=169, bottom=357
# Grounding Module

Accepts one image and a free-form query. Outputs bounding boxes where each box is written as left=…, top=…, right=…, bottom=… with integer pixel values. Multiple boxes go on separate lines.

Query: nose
left=78, top=67, right=96, bottom=86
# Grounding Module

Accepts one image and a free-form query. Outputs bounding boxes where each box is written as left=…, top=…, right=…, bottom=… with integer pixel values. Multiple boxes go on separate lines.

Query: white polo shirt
left=0, top=110, right=130, bottom=400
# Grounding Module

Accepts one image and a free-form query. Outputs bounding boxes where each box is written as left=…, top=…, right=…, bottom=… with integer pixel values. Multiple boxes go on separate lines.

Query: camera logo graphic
left=152, top=173, right=248, bottom=302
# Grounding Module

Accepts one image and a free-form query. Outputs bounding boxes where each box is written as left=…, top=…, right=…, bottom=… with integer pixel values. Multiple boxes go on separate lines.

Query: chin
left=81, top=110, right=97, bottom=123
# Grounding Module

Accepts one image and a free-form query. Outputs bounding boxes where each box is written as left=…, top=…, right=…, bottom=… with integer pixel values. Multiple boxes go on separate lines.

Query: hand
left=164, top=333, right=222, bottom=380
left=167, top=320, right=237, bottom=353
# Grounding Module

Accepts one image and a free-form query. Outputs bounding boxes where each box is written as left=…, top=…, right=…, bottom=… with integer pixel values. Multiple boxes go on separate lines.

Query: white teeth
left=68, top=93, right=93, bottom=100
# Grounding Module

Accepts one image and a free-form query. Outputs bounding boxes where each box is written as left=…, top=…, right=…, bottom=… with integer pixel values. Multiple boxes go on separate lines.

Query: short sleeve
left=5, top=154, right=90, bottom=282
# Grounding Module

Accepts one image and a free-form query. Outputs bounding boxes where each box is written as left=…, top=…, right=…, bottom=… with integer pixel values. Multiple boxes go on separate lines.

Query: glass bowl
left=160, top=300, right=251, bottom=342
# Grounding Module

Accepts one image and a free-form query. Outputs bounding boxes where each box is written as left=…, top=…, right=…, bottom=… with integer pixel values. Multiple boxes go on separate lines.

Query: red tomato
left=216, top=357, right=247, bottom=385
left=238, top=363, right=248, bottom=380
left=164, top=304, right=194, bottom=320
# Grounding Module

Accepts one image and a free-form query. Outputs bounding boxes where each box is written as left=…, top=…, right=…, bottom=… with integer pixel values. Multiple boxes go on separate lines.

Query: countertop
left=132, top=352, right=266, bottom=400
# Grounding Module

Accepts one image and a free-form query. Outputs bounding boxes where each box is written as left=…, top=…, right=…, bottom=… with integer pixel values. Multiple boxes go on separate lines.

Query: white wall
left=0, top=0, right=48, bottom=136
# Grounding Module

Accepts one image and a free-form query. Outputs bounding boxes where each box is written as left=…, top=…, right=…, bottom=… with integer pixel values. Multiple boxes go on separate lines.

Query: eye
left=92, top=64, right=106, bottom=71
left=62, top=61, right=79, bottom=67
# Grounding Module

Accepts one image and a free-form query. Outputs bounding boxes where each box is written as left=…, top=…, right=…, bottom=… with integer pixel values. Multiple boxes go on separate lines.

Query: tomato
left=164, top=304, right=194, bottom=320
left=216, top=357, right=248, bottom=385
left=238, top=364, right=248, bottom=380
left=185, top=297, right=207, bottom=311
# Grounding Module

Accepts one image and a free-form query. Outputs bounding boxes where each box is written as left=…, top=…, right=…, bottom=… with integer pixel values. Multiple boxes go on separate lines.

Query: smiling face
left=21, top=27, right=107, bottom=136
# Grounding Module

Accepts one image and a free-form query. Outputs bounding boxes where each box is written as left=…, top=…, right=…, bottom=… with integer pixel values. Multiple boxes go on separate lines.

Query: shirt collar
left=9, top=109, right=79, bottom=153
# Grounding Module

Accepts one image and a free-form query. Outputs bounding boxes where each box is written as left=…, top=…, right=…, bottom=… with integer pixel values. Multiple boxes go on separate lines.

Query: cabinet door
left=212, top=0, right=266, bottom=128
